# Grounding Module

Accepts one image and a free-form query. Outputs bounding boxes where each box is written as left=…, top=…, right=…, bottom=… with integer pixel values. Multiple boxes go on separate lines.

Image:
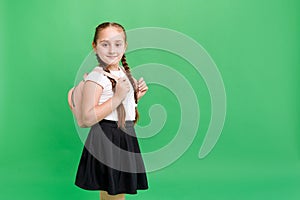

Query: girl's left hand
left=137, top=77, right=148, bottom=100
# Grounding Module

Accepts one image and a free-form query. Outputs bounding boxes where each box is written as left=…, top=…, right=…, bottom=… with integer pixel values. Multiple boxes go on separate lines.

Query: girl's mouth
left=107, top=56, right=118, bottom=59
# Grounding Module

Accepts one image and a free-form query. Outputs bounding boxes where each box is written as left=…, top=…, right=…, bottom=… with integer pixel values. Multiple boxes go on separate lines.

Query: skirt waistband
left=99, top=119, right=135, bottom=127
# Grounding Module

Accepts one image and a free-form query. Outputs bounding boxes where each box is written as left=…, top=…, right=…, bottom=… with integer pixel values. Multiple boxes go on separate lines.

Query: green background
left=1, top=0, right=299, bottom=199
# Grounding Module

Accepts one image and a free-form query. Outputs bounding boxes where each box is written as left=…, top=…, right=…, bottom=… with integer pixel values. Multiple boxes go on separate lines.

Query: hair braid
left=121, top=54, right=139, bottom=124
left=104, top=67, right=126, bottom=128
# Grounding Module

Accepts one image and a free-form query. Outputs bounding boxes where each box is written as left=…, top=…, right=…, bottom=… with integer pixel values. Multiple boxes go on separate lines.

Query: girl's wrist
left=111, top=95, right=123, bottom=107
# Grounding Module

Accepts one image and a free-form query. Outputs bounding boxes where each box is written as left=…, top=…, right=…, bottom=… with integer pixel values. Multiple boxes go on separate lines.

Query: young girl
left=74, top=22, right=149, bottom=200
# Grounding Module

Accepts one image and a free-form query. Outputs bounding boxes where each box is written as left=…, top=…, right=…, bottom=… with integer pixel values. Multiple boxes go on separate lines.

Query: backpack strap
left=93, top=66, right=119, bottom=82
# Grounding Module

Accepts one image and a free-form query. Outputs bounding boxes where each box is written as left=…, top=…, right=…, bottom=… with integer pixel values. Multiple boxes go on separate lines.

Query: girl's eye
left=116, top=43, right=122, bottom=47
left=101, top=43, right=108, bottom=47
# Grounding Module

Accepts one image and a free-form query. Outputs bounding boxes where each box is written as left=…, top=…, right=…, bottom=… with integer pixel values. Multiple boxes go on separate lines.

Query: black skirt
left=74, top=119, right=148, bottom=195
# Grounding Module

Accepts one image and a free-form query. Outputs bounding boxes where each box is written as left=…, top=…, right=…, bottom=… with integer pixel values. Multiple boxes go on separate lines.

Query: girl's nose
left=108, top=45, right=116, bottom=54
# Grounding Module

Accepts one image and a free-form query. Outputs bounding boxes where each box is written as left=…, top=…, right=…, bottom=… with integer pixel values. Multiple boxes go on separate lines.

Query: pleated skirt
left=74, top=119, right=148, bottom=195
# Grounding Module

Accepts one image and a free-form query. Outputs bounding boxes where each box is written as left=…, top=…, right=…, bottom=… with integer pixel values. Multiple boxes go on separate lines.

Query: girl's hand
left=137, top=77, right=148, bottom=100
left=115, top=77, right=130, bottom=100
left=83, top=72, right=88, bottom=79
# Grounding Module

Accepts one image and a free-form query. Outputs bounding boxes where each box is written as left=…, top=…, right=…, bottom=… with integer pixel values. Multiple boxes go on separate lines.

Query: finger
left=138, top=81, right=146, bottom=87
left=138, top=77, right=144, bottom=83
left=139, top=86, right=148, bottom=92
left=117, top=77, right=126, bottom=83
left=124, top=80, right=130, bottom=85
left=138, top=82, right=146, bottom=89
left=83, top=73, right=88, bottom=79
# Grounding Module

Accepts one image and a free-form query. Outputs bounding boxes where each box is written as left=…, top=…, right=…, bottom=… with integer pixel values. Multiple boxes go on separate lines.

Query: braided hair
left=93, top=22, right=139, bottom=128
left=121, top=54, right=139, bottom=123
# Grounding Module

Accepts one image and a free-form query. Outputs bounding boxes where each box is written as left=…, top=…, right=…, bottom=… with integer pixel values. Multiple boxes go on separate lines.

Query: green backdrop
left=1, top=0, right=299, bottom=199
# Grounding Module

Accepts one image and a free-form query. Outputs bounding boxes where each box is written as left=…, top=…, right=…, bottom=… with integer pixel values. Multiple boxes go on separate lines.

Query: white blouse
left=84, top=66, right=136, bottom=121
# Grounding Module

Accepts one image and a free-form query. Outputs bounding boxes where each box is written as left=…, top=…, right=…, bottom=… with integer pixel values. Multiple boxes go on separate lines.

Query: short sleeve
left=84, top=70, right=108, bottom=89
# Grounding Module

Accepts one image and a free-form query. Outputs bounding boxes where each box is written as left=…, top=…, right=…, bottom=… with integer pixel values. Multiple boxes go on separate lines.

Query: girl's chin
left=97, top=55, right=121, bottom=67
left=106, top=61, right=119, bottom=66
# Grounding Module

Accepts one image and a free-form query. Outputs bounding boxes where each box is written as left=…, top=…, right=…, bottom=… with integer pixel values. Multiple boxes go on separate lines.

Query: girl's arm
left=81, top=77, right=130, bottom=127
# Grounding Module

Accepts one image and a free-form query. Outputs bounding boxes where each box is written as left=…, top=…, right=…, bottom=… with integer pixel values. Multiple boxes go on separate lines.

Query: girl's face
left=93, top=27, right=127, bottom=67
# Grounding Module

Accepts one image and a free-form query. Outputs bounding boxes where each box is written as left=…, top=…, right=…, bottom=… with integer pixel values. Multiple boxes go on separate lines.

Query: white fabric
left=84, top=66, right=136, bottom=121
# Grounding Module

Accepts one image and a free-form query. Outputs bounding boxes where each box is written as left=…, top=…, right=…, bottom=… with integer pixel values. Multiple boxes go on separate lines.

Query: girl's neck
left=107, top=64, right=120, bottom=71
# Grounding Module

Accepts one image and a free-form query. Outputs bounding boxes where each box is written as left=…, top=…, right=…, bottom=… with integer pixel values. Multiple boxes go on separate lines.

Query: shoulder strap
left=92, top=66, right=119, bottom=82
left=119, top=65, right=126, bottom=74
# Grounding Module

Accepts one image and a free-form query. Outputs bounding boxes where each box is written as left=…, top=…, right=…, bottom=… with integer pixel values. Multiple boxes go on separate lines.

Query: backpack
left=67, top=67, right=119, bottom=128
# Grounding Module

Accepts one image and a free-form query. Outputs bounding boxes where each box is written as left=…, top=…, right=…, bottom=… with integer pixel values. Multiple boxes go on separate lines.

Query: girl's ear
left=92, top=42, right=97, bottom=52
left=124, top=42, right=128, bottom=52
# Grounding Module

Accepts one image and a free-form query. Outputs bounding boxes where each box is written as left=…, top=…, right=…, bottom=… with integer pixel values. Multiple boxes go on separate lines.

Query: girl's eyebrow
left=99, top=39, right=123, bottom=43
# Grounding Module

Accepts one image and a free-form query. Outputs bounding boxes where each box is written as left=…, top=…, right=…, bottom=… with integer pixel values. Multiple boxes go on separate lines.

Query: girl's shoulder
left=84, top=66, right=109, bottom=87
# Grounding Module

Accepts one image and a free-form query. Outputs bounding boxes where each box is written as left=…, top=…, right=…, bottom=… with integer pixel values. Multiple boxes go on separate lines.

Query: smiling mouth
left=107, top=56, right=118, bottom=59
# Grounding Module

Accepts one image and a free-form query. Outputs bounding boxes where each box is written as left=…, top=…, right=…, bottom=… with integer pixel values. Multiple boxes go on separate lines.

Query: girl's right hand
left=114, top=77, right=130, bottom=100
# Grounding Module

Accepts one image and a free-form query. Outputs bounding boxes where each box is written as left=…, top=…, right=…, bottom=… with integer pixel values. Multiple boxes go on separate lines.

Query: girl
left=74, top=22, right=149, bottom=200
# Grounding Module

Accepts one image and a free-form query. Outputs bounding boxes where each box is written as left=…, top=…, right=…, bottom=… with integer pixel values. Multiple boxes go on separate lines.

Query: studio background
left=1, top=0, right=299, bottom=199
